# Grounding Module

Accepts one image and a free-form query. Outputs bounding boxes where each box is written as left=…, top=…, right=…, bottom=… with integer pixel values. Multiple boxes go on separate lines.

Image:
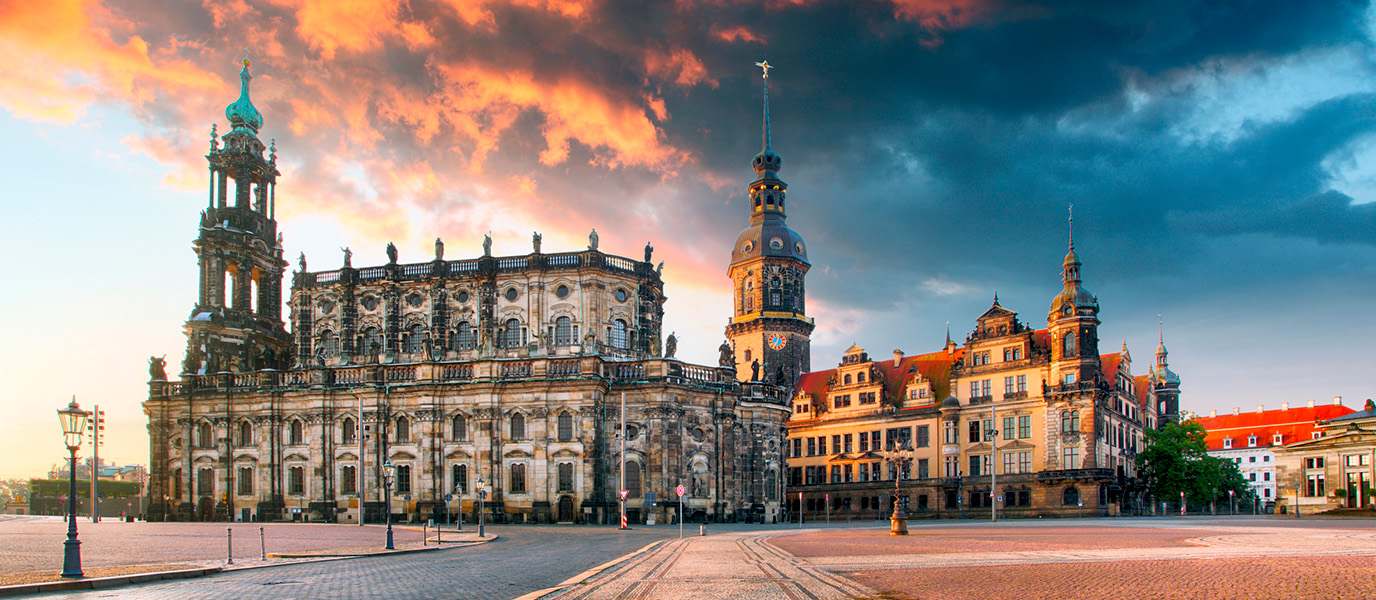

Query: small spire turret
left=225, top=54, right=263, bottom=135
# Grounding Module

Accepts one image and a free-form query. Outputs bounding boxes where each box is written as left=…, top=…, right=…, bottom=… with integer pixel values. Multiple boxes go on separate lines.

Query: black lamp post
left=382, top=460, right=395, bottom=550
left=885, top=443, right=913, bottom=535
left=58, top=397, right=91, bottom=578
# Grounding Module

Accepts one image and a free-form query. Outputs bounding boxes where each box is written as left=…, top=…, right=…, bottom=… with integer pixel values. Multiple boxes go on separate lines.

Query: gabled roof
left=791, top=347, right=963, bottom=410
left=1100, top=352, right=1125, bottom=383
left=1132, top=374, right=1153, bottom=408
left=1194, top=404, right=1355, bottom=451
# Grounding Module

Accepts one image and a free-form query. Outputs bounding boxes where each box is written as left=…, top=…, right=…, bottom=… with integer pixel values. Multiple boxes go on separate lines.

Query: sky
left=3, top=0, right=1376, bottom=479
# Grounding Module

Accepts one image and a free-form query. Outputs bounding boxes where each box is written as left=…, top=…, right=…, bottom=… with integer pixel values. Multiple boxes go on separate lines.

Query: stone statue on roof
left=532, top=231, right=542, bottom=253
left=298, top=252, right=307, bottom=273
left=644, top=241, right=654, bottom=263
left=483, top=234, right=492, bottom=257
left=341, top=247, right=352, bottom=268
left=588, top=229, right=599, bottom=251
left=434, top=237, right=444, bottom=261
left=148, top=356, right=167, bottom=381
left=664, top=332, right=677, bottom=359
left=751, top=359, right=761, bottom=381
left=386, top=242, right=398, bottom=265
left=718, top=340, right=733, bottom=367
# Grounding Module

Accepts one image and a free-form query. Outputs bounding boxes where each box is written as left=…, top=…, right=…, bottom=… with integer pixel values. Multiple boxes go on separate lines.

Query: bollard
left=423, top=522, right=427, bottom=546
left=437, top=521, right=442, bottom=545
left=226, top=527, right=233, bottom=565
left=259, top=526, right=265, bottom=561
left=699, top=524, right=705, bottom=536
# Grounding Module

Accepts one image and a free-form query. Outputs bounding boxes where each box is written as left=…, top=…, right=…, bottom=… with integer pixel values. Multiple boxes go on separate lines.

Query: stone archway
left=558, top=496, right=575, bottom=523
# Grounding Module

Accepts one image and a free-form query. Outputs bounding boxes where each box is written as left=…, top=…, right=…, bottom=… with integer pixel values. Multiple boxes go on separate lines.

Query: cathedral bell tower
left=182, top=56, right=291, bottom=375
left=726, top=61, right=813, bottom=390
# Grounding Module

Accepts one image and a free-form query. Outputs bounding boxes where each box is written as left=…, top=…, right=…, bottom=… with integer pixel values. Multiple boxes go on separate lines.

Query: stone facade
left=1274, top=399, right=1376, bottom=515
left=143, top=61, right=789, bottom=525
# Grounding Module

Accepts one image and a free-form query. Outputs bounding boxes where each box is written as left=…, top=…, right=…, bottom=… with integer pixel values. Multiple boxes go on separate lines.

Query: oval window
left=556, top=284, right=570, bottom=299
left=769, top=237, right=783, bottom=250
left=505, top=288, right=519, bottom=301
left=615, top=288, right=628, bottom=302
left=457, top=290, right=470, bottom=304
left=743, top=241, right=754, bottom=254
left=361, top=296, right=378, bottom=310
left=795, top=242, right=805, bottom=254
left=406, top=292, right=424, bottom=307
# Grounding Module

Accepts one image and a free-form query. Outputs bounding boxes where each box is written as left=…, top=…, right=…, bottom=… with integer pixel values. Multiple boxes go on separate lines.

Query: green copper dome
left=225, top=58, right=263, bottom=134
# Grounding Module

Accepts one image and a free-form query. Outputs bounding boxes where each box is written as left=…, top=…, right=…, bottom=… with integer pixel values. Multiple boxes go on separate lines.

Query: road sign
left=676, top=485, right=685, bottom=497
left=444, top=494, right=452, bottom=501
left=619, top=489, right=629, bottom=500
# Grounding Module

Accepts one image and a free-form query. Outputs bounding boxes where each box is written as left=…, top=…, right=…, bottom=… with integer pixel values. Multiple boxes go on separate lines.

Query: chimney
left=1256, top=404, right=1264, bottom=414
left=1334, top=396, right=1343, bottom=406
left=894, top=349, right=904, bottom=363
left=1209, top=409, right=1217, bottom=418
left=1307, top=399, right=1315, bottom=408
left=1281, top=402, right=1289, bottom=411
left=1232, top=407, right=1240, bottom=415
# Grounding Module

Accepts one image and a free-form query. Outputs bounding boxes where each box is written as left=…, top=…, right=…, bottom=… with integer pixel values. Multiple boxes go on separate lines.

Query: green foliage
left=0, top=479, right=30, bottom=503
left=1138, top=421, right=1254, bottom=506
left=28, top=479, right=140, bottom=498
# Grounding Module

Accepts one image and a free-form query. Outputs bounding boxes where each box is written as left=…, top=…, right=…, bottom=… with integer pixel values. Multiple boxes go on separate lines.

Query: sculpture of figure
left=434, top=237, right=444, bottom=261
left=182, top=350, right=201, bottom=375
left=692, top=473, right=707, bottom=497
left=644, top=241, right=654, bottom=263
left=386, top=242, right=398, bottom=264
left=532, top=231, right=542, bottom=253
left=315, top=345, right=326, bottom=367
left=148, top=356, right=167, bottom=381
left=588, top=228, right=599, bottom=251
left=341, top=246, right=352, bottom=268
left=483, top=233, right=492, bottom=257
left=718, top=340, right=733, bottom=367
left=656, top=261, right=664, bottom=276
left=423, top=334, right=434, bottom=360
left=298, top=252, right=307, bottom=273
left=664, top=332, right=677, bottom=359
left=751, top=359, right=761, bottom=381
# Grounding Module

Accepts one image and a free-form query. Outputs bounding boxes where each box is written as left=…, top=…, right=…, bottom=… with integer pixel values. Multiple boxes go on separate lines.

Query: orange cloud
left=278, top=0, right=433, bottom=59
left=712, top=25, right=762, bottom=44
left=644, top=47, right=716, bottom=88
left=0, top=0, right=222, bottom=122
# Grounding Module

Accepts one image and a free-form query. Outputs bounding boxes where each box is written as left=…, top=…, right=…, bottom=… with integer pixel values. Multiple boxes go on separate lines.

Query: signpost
left=619, top=489, right=629, bottom=529
left=676, top=484, right=685, bottom=538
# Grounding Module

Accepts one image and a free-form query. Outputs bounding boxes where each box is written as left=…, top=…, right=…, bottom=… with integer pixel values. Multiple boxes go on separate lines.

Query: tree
left=1138, top=421, right=1252, bottom=509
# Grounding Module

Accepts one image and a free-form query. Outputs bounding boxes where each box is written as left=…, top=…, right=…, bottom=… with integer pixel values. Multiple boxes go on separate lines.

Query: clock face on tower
left=768, top=334, right=786, bottom=350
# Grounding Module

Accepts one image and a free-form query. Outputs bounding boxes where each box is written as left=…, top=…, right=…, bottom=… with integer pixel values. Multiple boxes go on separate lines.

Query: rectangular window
left=917, top=458, right=929, bottom=479
left=237, top=467, right=253, bottom=496
left=1004, top=377, right=1015, bottom=394
left=981, top=380, right=992, bottom=397
left=792, top=438, right=802, bottom=458
left=830, top=466, right=841, bottom=483
left=342, top=466, right=357, bottom=495
left=511, top=463, right=527, bottom=494
left=396, top=465, right=412, bottom=494
left=289, top=466, right=304, bottom=496
left=1063, top=447, right=1080, bottom=469
left=859, top=432, right=869, bottom=452
left=944, top=456, right=959, bottom=478
left=197, top=468, right=214, bottom=497
left=968, top=420, right=981, bottom=443
left=859, top=462, right=869, bottom=482
left=1003, top=416, right=1015, bottom=440
left=1017, top=375, right=1027, bottom=392
left=1003, top=452, right=1015, bottom=474
left=844, top=464, right=853, bottom=483
left=859, top=392, right=877, bottom=404
left=969, top=455, right=982, bottom=476
left=1019, top=451, right=1031, bottom=473
left=1307, top=473, right=1325, bottom=497
left=969, top=381, right=979, bottom=398
left=844, top=433, right=853, bottom=453
left=1345, top=454, right=1371, bottom=467
left=1306, top=457, right=1325, bottom=469
left=944, top=422, right=958, bottom=444
left=832, top=435, right=842, bottom=454
left=558, top=463, right=574, bottom=492
left=885, top=427, right=911, bottom=450
left=1264, top=472, right=1271, bottom=482
left=807, top=438, right=816, bottom=457
left=1018, top=415, right=1031, bottom=439
left=915, top=425, right=930, bottom=448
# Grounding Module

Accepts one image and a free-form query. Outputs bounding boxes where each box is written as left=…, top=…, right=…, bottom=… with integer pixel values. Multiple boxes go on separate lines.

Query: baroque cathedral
left=143, top=59, right=806, bottom=524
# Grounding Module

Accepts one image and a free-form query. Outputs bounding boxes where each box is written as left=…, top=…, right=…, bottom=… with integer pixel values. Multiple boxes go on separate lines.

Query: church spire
left=225, top=52, right=263, bottom=135
left=750, top=61, right=782, bottom=178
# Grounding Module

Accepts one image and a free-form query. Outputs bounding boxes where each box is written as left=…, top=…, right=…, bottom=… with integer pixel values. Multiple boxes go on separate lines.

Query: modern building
left=144, top=60, right=799, bottom=525
left=1274, top=398, right=1374, bottom=515
left=784, top=241, right=1176, bottom=519
left=1191, top=399, right=1352, bottom=507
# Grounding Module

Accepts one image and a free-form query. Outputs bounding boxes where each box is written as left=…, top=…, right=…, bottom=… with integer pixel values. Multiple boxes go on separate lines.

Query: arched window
left=510, top=463, right=527, bottom=493
left=454, top=322, right=475, bottom=350
left=501, top=318, right=522, bottom=348
left=237, top=421, right=252, bottom=447
left=341, top=465, right=357, bottom=495
left=396, top=465, right=412, bottom=494
left=318, top=330, right=337, bottom=356
left=844, top=374, right=852, bottom=385
left=857, top=372, right=866, bottom=383
left=611, top=319, right=628, bottom=349
left=1061, top=410, right=1080, bottom=433
left=289, top=420, right=303, bottom=445
left=765, top=470, right=778, bottom=501
left=452, top=464, right=468, bottom=494
left=558, top=411, right=573, bottom=441
left=452, top=414, right=467, bottom=441
left=554, top=316, right=573, bottom=345
left=558, top=463, right=574, bottom=492
left=510, top=413, right=525, bottom=440
left=361, top=327, right=382, bottom=356
left=395, top=416, right=410, bottom=443
left=197, top=422, right=213, bottom=448
left=1063, top=486, right=1080, bottom=506
left=1063, top=331, right=1076, bottom=358
left=342, top=417, right=356, bottom=444
left=770, top=276, right=782, bottom=307
left=406, top=324, right=424, bottom=353
left=625, top=461, right=642, bottom=497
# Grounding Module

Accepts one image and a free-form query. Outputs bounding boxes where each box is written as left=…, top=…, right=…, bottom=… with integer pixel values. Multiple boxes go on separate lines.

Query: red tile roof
left=1194, top=404, right=1356, bottom=451
left=1100, top=352, right=1125, bottom=383
left=790, top=347, right=963, bottom=414
left=1132, top=374, right=1153, bottom=408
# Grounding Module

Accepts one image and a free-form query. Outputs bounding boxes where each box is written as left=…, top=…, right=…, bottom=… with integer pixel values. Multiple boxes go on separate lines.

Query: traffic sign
left=444, top=494, right=453, bottom=501
left=619, top=489, right=629, bottom=500
left=676, top=484, right=685, bottom=497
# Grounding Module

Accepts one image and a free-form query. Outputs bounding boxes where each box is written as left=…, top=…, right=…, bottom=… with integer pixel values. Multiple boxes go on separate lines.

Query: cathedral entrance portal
left=558, top=496, right=575, bottom=523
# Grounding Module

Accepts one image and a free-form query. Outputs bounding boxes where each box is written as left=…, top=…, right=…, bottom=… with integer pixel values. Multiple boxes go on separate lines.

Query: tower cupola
left=225, top=57, right=263, bottom=135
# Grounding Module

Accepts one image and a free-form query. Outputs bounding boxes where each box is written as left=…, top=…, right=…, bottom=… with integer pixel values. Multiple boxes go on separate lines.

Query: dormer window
left=1223, top=438, right=1233, bottom=449
left=1273, top=434, right=1283, bottom=445
left=857, top=372, right=866, bottom=383
left=1247, top=436, right=1258, bottom=447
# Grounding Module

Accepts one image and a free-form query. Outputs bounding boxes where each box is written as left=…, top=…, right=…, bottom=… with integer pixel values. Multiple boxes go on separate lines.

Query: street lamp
left=986, top=422, right=1000, bottom=522
left=382, top=460, right=395, bottom=550
left=476, top=477, right=486, bottom=538
left=57, top=397, right=91, bottom=578
left=884, top=443, right=913, bottom=535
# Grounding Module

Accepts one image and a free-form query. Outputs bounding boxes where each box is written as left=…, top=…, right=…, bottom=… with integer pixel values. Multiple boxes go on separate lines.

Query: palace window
left=343, top=417, right=356, bottom=444
left=510, top=413, right=526, bottom=440
left=554, top=316, right=573, bottom=345
left=197, top=422, right=213, bottom=448
left=1306, top=457, right=1325, bottom=469
left=1003, top=416, right=1015, bottom=440
left=1019, top=415, right=1031, bottom=438
left=944, top=422, right=958, bottom=444
left=289, top=466, right=304, bottom=495
left=237, top=467, right=253, bottom=496
left=396, top=465, right=412, bottom=494
left=1061, top=410, right=1080, bottom=433
left=610, top=319, right=628, bottom=349
left=915, top=425, right=930, bottom=448
left=944, top=456, right=959, bottom=478
left=806, top=437, right=816, bottom=456
left=452, top=414, right=467, bottom=441
left=1063, top=486, right=1080, bottom=506
left=501, top=318, right=523, bottom=348
left=844, top=433, right=853, bottom=453
left=342, top=466, right=357, bottom=495
left=318, top=330, right=337, bottom=356
left=452, top=464, right=468, bottom=494
left=1017, top=375, right=1027, bottom=392
left=1063, top=447, right=1080, bottom=469
left=1307, top=473, right=1325, bottom=497
left=558, top=463, right=574, bottom=492
left=1004, top=376, right=1015, bottom=394
left=917, top=458, right=929, bottom=479
left=832, top=435, right=842, bottom=454
left=968, top=420, right=981, bottom=443
left=290, top=420, right=304, bottom=445
left=1063, top=332, right=1076, bottom=357
left=558, top=411, right=574, bottom=441
left=454, top=322, right=475, bottom=350
left=395, top=416, right=410, bottom=443
left=237, top=421, right=252, bottom=447
left=405, top=324, right=424, bottom=353
left=859, top=391, right=877, bottom=404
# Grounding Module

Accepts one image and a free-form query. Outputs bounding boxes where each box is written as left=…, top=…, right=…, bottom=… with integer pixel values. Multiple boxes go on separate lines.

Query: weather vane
left=755, top=60, right=772, bottom=79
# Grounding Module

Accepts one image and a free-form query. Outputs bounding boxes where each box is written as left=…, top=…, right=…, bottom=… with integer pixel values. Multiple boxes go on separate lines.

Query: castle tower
left=1151, top=324, right=1182, bottom=425
left=1046, top=211, right=1101, bottom=388
left=182, top=56, right=291, bottom=375
left=726, top=61, right=813, bottom=390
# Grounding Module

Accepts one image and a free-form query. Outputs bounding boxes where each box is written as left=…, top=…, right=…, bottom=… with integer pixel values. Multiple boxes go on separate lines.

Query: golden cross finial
left=755, top=60, right=772, bottom=79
